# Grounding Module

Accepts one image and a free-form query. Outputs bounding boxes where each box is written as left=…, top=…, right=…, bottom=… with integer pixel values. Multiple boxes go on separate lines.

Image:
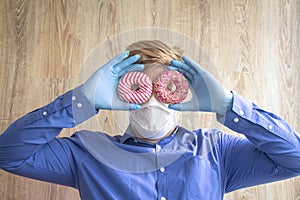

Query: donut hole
left=131, top=84, right=140, bottom=91
left=167, top=81, right=177, bottom=92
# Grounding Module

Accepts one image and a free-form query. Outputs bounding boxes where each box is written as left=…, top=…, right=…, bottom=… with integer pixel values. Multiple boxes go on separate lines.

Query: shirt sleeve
left=217, top=92, right=300, bottom=193
left=0, top=86, right=97, bottom=187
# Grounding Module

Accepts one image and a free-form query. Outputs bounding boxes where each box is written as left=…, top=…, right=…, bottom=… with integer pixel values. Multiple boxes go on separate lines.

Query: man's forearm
left=219, top=92, right=300, bottom=171
left=0, top=86, right=97, bottom=170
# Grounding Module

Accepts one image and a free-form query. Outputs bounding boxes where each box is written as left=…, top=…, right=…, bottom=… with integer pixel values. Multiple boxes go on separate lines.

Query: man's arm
left=0, top=52, right=143, bottom=187
left=0, top=86, right=97, bottom=187
left=168, top=55, right=300, bottom=191
left=219, top=92, right=300, bottom=192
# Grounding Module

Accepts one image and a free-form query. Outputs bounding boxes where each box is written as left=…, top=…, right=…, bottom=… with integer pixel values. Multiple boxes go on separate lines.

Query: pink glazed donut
left=118, top=71, right=153, bottom=104
left=153, top=70, right=188, bottom=104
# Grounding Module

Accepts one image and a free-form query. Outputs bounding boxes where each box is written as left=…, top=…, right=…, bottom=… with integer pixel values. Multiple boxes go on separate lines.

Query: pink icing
left=153, top=70, right=188, bottom=104
left=118, top=71, right=153, bottom=104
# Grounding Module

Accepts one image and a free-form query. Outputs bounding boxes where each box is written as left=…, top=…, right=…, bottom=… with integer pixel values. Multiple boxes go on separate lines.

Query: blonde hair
left=126, top=40, right=183, bottom=65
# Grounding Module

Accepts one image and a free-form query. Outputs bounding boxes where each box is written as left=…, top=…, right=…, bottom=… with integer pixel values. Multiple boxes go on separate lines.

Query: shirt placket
left=155, top=144, right=168, bottom=200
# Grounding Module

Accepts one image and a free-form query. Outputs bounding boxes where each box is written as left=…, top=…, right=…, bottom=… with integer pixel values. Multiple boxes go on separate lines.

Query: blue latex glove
left=168, top=56, right=232, bottom=115
left=82, top=51, right=144, bottom=110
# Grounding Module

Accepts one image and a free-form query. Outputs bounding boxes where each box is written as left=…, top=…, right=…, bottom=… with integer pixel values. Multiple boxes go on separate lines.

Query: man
left=0, top=40, right=300, bottom=200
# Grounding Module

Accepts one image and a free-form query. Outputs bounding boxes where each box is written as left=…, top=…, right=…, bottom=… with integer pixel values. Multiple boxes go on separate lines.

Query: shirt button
left=160, top=167, right=165, bottom=173
left=161, top=197, right=166, bottom=200
left=233, top=117, right=239, bottom=123
left=42, top=111, right=47, bottom=116
left=268, top=124, right=273, bottom=130
left=72, top=95, right=77, bottom=101
left=156, top=145, right=161, bottom=152
left=239, top=110, right=245, bottom=116
left=77, top=103, right=82, bottom=108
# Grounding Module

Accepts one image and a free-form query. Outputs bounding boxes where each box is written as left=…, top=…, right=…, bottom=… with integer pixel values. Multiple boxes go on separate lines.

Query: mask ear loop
left=117, top=71, right=153, bottom=104
left=153, top=70, right=189, bottom=104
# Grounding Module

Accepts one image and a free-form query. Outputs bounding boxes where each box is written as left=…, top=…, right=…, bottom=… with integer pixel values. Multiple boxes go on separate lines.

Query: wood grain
left=0, top=0, right=299, bottom=199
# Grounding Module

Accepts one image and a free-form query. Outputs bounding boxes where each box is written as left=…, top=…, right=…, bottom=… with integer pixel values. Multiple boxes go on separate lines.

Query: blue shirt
left=0, top=86, right=300, bottom=200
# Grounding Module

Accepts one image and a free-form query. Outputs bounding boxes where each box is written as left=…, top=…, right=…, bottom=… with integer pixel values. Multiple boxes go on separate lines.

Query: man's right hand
left=82, top=51, right=144, bottom=110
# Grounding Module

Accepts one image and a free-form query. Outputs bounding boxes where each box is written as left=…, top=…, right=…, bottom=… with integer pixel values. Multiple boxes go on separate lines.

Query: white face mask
left=128, top=96, right=178, bottom=140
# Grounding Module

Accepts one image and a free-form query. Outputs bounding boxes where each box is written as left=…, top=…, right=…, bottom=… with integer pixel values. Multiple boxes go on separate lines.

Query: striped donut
left=153, top=70, right=188, bottom=104
left=118, top=71, right=153, bottom=104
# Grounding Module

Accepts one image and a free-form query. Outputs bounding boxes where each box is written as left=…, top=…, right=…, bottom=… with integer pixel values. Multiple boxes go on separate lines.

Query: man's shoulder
left=185, top=126, right=241, bottom=149
left=71, top=130, right=114, bottom=141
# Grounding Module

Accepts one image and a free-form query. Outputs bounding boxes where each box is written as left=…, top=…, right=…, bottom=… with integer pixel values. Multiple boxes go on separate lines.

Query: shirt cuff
left=69, top=85, right=98, bottom=125
left=217, top=91, right=297, bottom=146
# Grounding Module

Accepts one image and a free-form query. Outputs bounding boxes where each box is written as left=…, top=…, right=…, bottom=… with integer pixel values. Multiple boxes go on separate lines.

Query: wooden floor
left=0, top=0, right=299, bottom=199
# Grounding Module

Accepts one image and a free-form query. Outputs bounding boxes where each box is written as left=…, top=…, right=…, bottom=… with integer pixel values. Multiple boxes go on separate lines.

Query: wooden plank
left=0, top=0, right=299, bottom=199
